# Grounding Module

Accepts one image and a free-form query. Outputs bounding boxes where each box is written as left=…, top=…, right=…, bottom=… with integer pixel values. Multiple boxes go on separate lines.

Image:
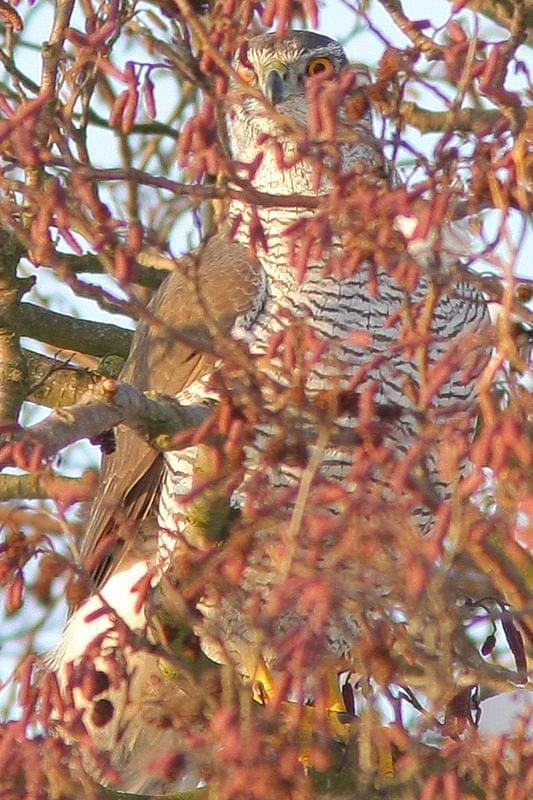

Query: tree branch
left=443, top=0, right=533, bottom=47
left=380, top=0, right=532, bottom=52
left=86, top=109, right=179, bottom=139
left=40, top=0, right=75, bottom=97
left=6, top=302, right=132, bottom=359
left=0, top=469, right=96, bottom=501
left=22, top=378, right=211, bottom=461
left=397, top=101, right=520, bottom=133
left=23, top=349, right=97, bottom=407
left=378, top=0, right=444, bottom=60
left=57, top=251, right=168, bottom=289
left=0, top=231, right=28, bottom=421
left=48, top=162, right=323, bottom=210
left=10, top=370, right=462, bottom=476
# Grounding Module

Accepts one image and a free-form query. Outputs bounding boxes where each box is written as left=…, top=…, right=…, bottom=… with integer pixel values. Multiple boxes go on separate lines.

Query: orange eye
left=306, top=57, right=334, bottom=77
left=237, top=65, right=257, bottom=84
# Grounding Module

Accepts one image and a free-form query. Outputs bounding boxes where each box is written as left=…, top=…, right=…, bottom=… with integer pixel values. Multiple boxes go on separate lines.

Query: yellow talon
left=325, top=670, right=346, bottom=714
left=377, top=735, right=394, bottom=779
left=250, top=656, right=275, bottom=704
left=250, top=663, right=352, bottom=739
left=248, top=662, right=393, bottom=778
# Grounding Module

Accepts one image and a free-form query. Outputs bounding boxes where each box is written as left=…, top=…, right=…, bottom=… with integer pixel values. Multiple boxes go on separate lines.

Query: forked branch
left=17, top=378, right=212, bottom=462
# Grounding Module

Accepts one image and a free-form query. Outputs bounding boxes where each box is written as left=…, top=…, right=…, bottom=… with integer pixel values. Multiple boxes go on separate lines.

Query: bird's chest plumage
left=158, top=241, right=486, bottom=544
left=160, top=256, right=408, bottom=538
left=158, top=140, right=487, bottom=545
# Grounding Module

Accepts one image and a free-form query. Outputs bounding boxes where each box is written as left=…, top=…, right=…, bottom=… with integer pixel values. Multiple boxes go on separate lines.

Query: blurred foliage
left=0, top=1, right=531, bottom=799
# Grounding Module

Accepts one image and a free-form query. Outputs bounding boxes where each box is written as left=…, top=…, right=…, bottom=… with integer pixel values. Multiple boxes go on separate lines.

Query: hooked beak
left=263, top=61, right=287, bottom=105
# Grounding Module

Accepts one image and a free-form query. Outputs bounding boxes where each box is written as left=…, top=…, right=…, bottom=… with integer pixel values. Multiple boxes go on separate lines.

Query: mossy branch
left=23, top=350, right=97, bottom=407
left=0, top=469, right=97, bottom=501
left=443, top=0, right=533, bottom=47
left=20, top=377, right=211, bottom=461
left=0, top=231, right=28, bottom=421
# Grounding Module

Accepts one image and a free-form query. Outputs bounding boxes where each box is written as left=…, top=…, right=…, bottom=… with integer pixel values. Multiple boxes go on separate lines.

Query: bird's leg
left=325, top=669, right=347, bottom=713
left=249, top=660, right=393, bottom=778
left=299, top=669, right=353, bottom=744
left=324, top=670, right=354, bottom=739
left=250, top=655, right=276, bottom=704
left=376, top=735, right=394, bottom=780
left=314, top=678, right=395, bottom=780
left=248, top=657, right=352, bottom=742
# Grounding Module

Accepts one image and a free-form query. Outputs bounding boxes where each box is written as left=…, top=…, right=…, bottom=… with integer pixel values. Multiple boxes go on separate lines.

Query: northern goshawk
left=51, top=30, right=489, bottom=793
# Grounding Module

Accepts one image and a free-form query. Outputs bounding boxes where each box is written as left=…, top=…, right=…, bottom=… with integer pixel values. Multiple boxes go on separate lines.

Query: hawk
left=51, top=31, right=489, bottom=792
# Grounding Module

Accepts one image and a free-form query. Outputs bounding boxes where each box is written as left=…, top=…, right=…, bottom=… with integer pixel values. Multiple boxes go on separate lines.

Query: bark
left=23, top=350, right=97, bottom=407
left=0, top=469, right=96, bottom=500
left=6, top=302, right=132, bottom=359
left=443, top=0, right=533, bottom=47
left=24, top=378, right=211, bottom=461
left=0, top=231, right=28, bottom=421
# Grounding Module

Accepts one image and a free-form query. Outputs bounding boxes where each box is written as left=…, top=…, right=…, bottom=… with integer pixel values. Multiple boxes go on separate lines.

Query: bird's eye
left=237, top=64, right=257, bottom=84
left=306, top=57, right=335, bottom=77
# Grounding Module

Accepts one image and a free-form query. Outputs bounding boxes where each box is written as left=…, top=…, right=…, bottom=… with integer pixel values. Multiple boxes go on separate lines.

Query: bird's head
left=233, top=31, right=347, bottom=111
left=225, top=30, right=382, bottom=195
left=226, top=31, right=359, bottom=149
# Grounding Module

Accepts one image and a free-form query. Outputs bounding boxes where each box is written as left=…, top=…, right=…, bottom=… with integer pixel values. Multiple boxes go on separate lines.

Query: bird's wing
left=80, top=234, right=262, bottom=589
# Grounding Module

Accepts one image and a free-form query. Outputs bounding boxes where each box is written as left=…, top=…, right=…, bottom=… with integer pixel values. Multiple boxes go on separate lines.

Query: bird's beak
left=263, top=61, right=288, bottom=105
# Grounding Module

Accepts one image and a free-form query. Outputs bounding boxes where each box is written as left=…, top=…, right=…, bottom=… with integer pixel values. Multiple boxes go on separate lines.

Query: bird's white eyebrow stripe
left=251, top=47, right=342, bottom=65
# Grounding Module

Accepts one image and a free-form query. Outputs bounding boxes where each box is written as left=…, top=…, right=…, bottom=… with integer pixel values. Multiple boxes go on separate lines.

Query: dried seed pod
left=6, top=571, right=24, bottom=612
left=143, top=76, right=157, bottom=119
left=109, top=90, right=129, bottom=129
left=80, top=668, right=110, bottom=701
left=91, top=698, right=114, bottom=727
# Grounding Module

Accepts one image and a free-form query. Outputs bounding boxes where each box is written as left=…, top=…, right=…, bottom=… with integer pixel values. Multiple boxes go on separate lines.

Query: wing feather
left=80, top=235, right=262, bottom=588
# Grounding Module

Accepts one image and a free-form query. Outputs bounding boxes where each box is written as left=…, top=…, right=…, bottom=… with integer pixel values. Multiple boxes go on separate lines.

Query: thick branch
left=6, top=302, right=132, bottom=359
left=40, top=0, right=75, bottom=97
left=398, top=101, right=515, bottom=133
left=443, top=0, right=533, bottom=47
left=23, top=349, right=96, bottom=407
left=58, top=251, right=167, bottom=289
left=15, top=374, right=444, bottom=472
left=25, top=378, right=211, bottom=461
left=0, top=231, right=28, bottom=421
left=0, top=469, right=96, bottom=500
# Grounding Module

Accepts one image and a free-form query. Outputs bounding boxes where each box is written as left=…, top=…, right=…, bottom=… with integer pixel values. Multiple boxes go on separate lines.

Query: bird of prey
left=50, top=31, right=489, bottom=793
